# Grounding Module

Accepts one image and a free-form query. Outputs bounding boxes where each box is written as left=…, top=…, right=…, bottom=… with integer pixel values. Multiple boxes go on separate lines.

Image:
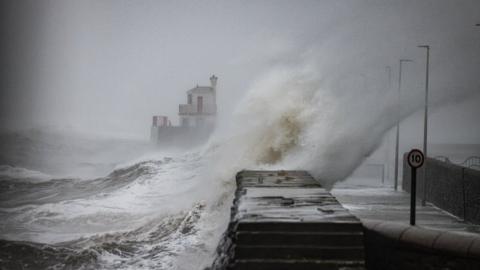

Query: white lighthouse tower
left=178, top=75, right=218, bottom=128
left=150, top=75, right=218, bottom=146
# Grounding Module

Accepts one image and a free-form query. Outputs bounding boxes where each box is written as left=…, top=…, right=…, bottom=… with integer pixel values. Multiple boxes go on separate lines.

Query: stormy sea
left=0, top=65, right=474, bottom=270
left=0, top=127, right=238, bottom=270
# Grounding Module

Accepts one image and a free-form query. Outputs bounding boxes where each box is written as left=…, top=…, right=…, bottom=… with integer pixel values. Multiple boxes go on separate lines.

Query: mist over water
left=1, top=0, right=480, bottom=269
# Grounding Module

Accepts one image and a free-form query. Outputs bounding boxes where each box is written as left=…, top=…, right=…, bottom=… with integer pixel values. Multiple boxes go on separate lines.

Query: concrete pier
left=210, top=170, right=366, bottom=270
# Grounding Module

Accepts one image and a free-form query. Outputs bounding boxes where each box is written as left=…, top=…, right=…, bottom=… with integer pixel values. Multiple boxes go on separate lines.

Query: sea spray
left=211, top=59, right=476, bottom=189
left=206, top=64, right=392, bottom=189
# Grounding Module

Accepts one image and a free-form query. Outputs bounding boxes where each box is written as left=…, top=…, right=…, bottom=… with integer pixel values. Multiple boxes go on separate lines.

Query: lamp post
left=385, top=66, right=392, bottom=182
left=418, top=45, right=430, bottom=206
left=394, top=59, right=412, bottom=191
left=386, top=66, right=392, bottom=89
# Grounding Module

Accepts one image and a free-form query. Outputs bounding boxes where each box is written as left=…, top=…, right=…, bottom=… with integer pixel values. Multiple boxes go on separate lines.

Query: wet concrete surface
left=332, top=186, right=480, bottom=234
left=210, top=170, right=366, bottom=270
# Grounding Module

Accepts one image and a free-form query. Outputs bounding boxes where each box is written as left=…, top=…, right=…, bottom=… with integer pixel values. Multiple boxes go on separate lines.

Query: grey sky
left=1, top=0, right=479, bottom=142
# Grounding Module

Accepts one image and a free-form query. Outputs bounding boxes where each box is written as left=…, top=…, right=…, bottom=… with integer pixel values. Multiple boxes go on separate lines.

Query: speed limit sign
left=407, top=148, right=424, bottom=226
left=407, top=149, right=424, bottom=168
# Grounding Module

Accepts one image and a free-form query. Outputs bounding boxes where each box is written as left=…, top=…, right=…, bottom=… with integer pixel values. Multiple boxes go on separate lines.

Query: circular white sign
left=407, top=149, right=424, bottom=168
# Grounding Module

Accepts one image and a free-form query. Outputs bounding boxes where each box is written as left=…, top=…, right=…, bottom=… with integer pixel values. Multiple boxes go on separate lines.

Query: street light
left=385, top=65, right=392, bottom=183
left=418, top=45, right=430, bottom=206
left=394, top=59, right=413, bottom=191
left=386, top=66, right=392, bottom=89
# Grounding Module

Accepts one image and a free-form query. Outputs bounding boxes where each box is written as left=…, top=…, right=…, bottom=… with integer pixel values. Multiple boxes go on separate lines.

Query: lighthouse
left=150, top=75, right=219, bottom=146
left=178, top=75, right=218, bottom=127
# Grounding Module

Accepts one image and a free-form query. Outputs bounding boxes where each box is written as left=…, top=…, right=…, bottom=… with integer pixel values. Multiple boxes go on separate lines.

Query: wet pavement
left=332, top=186, right=480, bottom=234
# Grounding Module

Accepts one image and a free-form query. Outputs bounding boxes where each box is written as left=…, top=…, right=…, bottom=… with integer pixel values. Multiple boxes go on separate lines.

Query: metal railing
left=179, top=104, right=197, bottom=114
left=350, top=163, right=386, bottom=184
left=433, top=155, right=451, bottom=163
left=461, top=156, right=480, bottom=170
left=434, top=155, right=480, bottom=170
left=179, top=104, right=216, bottom=115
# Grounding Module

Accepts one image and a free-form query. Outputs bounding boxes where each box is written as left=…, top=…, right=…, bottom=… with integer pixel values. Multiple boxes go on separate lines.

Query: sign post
left=407, top=149, right=425, bottom=226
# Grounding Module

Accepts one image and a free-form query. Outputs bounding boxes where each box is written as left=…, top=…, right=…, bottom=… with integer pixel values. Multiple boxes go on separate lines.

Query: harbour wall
left=150, top=126, right=213, bottom=147
left=363, top=221, right=480, bottom=270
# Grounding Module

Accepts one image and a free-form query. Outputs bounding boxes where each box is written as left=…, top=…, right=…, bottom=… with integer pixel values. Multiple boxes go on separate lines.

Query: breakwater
left=208, top=170, right=366, bottom=270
